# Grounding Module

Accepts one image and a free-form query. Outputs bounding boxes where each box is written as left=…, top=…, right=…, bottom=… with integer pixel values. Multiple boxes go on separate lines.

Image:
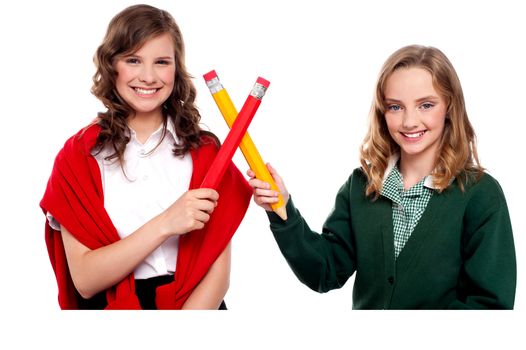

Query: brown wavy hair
left=91, top=4, right=218, bottom=163
left=360, top=45, right=483, bottom=199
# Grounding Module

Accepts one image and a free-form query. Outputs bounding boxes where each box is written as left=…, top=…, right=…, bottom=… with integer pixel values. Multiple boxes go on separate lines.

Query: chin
left=133, top=105, right=162, bottom=113
left=400, top=146, right=426, bottom=156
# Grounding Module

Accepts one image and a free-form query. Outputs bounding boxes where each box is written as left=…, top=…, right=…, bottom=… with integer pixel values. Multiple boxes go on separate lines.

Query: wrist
left=151, top=212, right=172, bottom=240
left=267, top=195, right=294, bottom=224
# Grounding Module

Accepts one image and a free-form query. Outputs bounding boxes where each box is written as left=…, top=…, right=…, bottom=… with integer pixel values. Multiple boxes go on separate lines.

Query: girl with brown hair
left=249, top=45, right=516, bottom=309
left=41, top=4, right=251, bottom=309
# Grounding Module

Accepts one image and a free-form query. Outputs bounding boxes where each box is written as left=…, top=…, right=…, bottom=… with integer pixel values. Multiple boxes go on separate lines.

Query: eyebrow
left=124, top=54, right=174, bottom=60
left=384, top=95, right=441, bottom=104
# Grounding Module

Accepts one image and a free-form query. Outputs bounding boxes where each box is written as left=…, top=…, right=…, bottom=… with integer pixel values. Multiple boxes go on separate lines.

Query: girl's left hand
left=247, top=163, right=289, bottom=211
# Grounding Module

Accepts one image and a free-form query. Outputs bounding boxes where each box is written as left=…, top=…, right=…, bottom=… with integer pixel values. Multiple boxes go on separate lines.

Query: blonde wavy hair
left=360, top=45, right=483, bottom=198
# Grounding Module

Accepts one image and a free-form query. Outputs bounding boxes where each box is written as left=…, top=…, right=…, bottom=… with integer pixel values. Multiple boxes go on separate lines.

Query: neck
left=127, top=111, right=164, bottom=144
left=399, top=150, right=436, bottom=190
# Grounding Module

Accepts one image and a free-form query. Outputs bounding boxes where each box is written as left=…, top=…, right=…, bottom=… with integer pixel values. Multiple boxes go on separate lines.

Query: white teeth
left=134, top=88, right=157, bottom=95
left=403, top=131, right=425, bottom=138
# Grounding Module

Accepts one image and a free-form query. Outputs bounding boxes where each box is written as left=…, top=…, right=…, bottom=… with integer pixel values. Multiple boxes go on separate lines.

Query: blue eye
left=156, top=59, right=170, bottom=65
left=388, top=105, right=401, bottom=111
left=421, top=102, right=434, bottom=110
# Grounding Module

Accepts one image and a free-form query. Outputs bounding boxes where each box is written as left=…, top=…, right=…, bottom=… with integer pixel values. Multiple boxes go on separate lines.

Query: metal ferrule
left=206, top=77, right=224, bottom=94
left=250, top=83, right=267, bottom=100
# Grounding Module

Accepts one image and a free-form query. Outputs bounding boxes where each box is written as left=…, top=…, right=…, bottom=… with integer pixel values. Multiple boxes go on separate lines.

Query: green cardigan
left=267, top=168, right=516, bottom=309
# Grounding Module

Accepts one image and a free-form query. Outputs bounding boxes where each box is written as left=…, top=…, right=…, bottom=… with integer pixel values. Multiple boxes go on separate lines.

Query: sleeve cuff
left=266, top=196, right=301, bottom=228
left=46, top=211, right=61, bottom=231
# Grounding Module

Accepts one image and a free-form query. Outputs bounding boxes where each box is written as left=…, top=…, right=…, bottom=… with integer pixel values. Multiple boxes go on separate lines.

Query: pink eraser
left=256, top=77, right=270, bottom=88
left=203, top=70, right=218, bottom=81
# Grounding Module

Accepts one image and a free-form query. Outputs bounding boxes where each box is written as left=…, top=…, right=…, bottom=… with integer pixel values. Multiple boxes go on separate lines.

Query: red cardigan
left=40, top=124, right=251, bottom=309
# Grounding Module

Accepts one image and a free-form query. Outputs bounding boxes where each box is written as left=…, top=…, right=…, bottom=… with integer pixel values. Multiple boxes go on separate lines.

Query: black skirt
left=77, top=275, right=227, bottom=310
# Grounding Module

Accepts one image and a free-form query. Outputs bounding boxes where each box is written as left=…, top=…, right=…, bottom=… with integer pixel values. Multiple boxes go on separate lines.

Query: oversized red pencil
left=200, top=77, right=270, bottom=190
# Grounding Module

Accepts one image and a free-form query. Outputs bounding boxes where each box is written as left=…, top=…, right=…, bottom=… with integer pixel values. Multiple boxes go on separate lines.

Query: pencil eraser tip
left=256, top=77, right=270, bottom=88
left=203, top=70, right=218, bottom=81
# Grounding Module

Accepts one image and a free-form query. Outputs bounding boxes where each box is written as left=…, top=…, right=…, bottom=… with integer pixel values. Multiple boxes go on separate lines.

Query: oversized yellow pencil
left=204, top=70, right=287, bottom=220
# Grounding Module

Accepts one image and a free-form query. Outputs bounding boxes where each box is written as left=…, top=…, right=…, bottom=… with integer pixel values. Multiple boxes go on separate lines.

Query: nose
left=138, top=64, right=157, bottom=85
left=402, top=108, right=419, bottom=129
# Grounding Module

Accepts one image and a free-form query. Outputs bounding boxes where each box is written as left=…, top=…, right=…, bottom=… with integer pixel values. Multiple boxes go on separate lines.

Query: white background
left=1, top=0, right=524, bottom=348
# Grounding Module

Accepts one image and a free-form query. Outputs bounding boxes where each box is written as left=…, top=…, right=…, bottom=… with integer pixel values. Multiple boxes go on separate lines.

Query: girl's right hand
left=247, top=163, right=289, bottom=211
left=158, top=188, right=219, bottom=236
left=60, top=188, right=219, bottom=299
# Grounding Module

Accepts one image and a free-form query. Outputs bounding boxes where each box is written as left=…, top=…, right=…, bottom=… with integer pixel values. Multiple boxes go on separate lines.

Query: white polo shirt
left=48, top=121, right=192, bottom=279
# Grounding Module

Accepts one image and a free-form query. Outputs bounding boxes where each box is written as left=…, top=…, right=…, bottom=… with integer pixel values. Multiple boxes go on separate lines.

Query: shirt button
left=143, top=175, right=149, bottom=181
left=139, top=149, right=146, bottom=155
left=387, top=276, right=395, bottom=285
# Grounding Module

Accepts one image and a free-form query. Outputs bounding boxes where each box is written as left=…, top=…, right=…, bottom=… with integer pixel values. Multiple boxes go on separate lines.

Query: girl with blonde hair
left=249, top=45, right=516, bottom=309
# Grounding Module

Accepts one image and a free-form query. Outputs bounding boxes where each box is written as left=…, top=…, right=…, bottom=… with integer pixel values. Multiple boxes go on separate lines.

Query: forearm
left=61, top=214, right=169, bottom=299
left=268, top=197, right=355, bottom=293
left=181, top=243, right=231, bottom=310
left=269, top=201, right=333, bottom=292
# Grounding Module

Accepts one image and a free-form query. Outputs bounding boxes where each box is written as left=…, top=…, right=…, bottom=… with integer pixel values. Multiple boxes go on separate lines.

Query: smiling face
left=384, top=67, right=447, bottom=168
left=114, top=33, right=176, bottom=121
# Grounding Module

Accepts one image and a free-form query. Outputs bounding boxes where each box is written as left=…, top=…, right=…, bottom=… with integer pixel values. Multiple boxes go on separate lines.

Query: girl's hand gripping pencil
left=204, top=71, right=287, bottom=220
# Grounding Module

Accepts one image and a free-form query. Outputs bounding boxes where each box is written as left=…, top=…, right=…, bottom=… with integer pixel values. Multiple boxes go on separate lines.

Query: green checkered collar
left=381, top=154, right=437, bottom=190
left=380, top=155, right=437, bottom=203
left=381, top=166, right=428, bottom=204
